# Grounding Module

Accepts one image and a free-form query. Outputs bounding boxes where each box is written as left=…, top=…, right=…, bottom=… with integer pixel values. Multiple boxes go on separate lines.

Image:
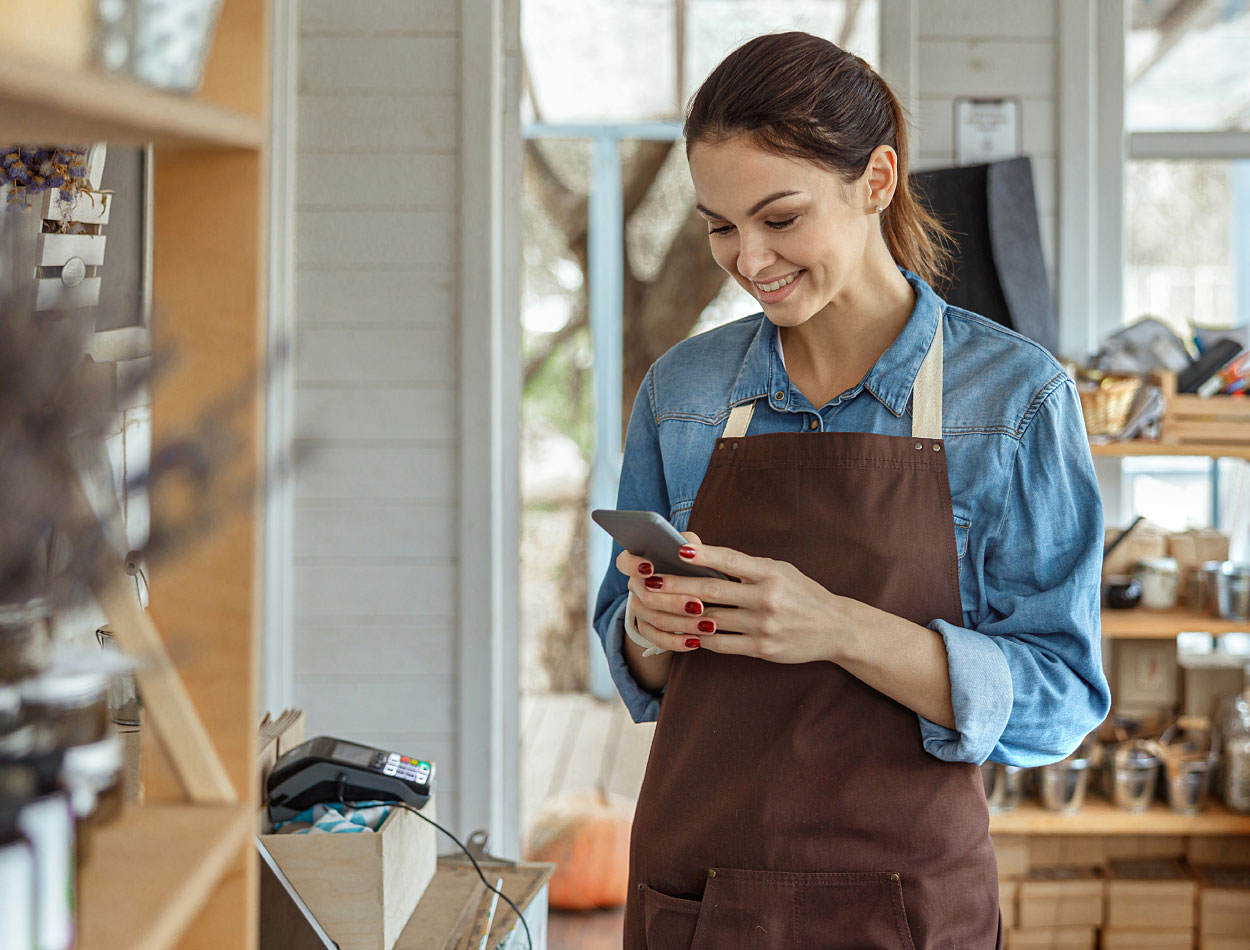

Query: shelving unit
left=1, top=3, right=269, bottom=948
left=990, top=800, right=1250, bottom=837
left=1102, top=607, right=1249, bottom=639
left=1090, top=440, right=1250, bottom=462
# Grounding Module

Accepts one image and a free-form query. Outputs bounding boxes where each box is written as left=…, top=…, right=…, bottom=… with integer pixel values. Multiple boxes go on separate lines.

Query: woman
left=591, top=31, right=1110, bottom=950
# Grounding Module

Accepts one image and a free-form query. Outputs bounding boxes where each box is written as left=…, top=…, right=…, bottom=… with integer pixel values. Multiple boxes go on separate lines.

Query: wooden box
left=260, top=794, right=438, bottom=950
left=1003, top=926, right=1096, bottom=950
left=1000, top=878, right=1018, bottom=929
left=994, top=834, right=1029, bottom=877
left=1017, top=867, right=1103, bottom=929
left=1201, top=938, right=1250, bottom=950
left=1101, top=929, right=1193, bottom=950
left=1195, top=865, right=1250, bottom=939
left=1153, top=369, right=1250, bottom=447
left=1104, top=835, right=1186, bottom=863
left=1105, top=859, right=1196, bottom=930
left=1026, top=835, right=1104, bottom=870
left=1189, top=837, right=1250, bottom=867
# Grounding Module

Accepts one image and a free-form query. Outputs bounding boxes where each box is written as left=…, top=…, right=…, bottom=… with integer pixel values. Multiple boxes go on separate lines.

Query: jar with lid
left=19, top=669, right=111, bottom=749
left=0, top=598, right=52, bottom=683
left=1220, top=688, right=1250, bottom=813
left=0, top=766, right=38, bottom=950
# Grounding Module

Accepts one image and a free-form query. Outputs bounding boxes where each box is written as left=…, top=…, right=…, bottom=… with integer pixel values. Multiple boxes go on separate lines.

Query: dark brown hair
left=684, top=31, right=952, bottom=288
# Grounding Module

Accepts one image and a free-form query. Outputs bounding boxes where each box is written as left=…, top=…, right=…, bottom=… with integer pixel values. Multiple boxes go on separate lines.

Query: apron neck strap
left=720, top=320, right=944, bottom=441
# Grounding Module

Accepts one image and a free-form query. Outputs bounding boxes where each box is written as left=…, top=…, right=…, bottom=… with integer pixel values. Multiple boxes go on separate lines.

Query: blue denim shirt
left=592, top=268, right=1112, bottom=767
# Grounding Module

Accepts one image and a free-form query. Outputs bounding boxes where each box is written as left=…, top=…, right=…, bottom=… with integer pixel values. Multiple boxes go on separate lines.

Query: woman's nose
left=737, top=232, right=775, bottom=279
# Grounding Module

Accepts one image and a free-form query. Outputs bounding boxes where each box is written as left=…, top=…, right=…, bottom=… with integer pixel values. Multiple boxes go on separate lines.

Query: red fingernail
left=684, top=601, right=702, bottom=615
left=697, top=620, right=715, bottom=633
left=685, top=638, right=701, bottom=648
left=679, top=546, right=697, bottom=559
left=644, top=577, right=663, bottom=590
left=638, top=562, right=653, bottom=575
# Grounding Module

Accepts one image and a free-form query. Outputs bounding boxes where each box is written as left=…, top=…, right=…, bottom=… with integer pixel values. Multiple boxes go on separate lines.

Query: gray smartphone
left=591, top=509, right=732, bottom=581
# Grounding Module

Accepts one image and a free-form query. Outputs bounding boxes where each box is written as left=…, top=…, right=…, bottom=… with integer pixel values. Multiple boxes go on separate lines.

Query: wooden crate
left=1104, top=859, right=1196, bottom=931
left=1189, top=836, right=1250, bottom=867
left=1004, top=926, right=1096, bottom=950
left=1101, top=929, right=1193, bottom=950
left=1026, top=835, right=1105, bottom=870
left=1153, top=370, right=1250, bottom=447
left=994, top=834, right=1030, bottom=877
left=1195, top=866, right=1250, bottom=940
left=1001, top=878, right=1019, bottom=929
left=1104, top=836, right=1187, bottom=863
left=1017, top=867, right=1103, bottom=929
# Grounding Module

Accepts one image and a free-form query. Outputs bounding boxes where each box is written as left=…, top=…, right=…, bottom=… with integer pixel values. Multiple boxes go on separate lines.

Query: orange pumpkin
left=524, top=785, right=634, bottom=910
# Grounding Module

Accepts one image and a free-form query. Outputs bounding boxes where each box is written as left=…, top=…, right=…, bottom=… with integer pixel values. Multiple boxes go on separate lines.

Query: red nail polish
left=685, top=638, right=701, bottom=648
left=684, top=601, right=702, bottom=615
left=697, top=620, right=715, bottom=633
left=679, top=545, right=697, bottom=559
left=644, top=577, right=663, bottom=590
left=638, top=562, right=653, bottom=575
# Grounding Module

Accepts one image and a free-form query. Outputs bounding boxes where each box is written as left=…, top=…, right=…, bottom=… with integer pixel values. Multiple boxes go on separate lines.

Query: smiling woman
left=593, top=29, right=1109, bottom=950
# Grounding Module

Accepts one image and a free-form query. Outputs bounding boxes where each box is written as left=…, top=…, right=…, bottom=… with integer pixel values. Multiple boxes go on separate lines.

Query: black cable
left=331, top=775, right=533, bottom=950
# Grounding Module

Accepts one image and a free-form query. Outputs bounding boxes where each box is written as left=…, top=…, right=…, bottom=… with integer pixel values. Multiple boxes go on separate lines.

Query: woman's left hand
left=666, top=540, right=852, bottom=665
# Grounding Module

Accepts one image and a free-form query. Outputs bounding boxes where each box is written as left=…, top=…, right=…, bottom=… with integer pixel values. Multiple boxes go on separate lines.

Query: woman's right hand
left=616, top=530, right=716, bottom=652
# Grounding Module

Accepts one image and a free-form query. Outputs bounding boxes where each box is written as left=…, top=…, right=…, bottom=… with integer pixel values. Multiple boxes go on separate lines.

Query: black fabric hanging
left=910, top=156, right=1059, bottom=355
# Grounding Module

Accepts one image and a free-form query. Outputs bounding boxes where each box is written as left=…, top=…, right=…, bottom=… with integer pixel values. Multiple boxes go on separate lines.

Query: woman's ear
left=862, top=144, right=899, bottom=212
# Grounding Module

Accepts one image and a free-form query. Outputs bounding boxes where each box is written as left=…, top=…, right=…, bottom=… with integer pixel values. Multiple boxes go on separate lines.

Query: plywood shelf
left=1090, top=440, right=1250, bottom=461
left=78, top=803, right=252, bottom=950
left=0, top=43, right=264, bottom=149
left=1101, top=606, right=1250, bottom=639
left=989, top=799, right=1250, bottom=836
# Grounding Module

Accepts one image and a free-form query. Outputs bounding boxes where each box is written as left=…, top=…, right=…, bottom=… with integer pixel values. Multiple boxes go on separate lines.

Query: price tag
left=954, top=98, right=1021, bottom=165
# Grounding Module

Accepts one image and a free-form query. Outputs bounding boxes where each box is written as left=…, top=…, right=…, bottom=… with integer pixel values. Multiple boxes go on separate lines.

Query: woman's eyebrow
left=695, top=190, right=805, bottom=220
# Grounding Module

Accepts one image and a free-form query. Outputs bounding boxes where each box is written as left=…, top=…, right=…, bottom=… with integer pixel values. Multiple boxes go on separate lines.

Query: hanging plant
left=1, top=145, right=106, bottom=230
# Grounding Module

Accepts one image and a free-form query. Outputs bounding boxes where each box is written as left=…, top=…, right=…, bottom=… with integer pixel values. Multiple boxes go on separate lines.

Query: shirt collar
left=737, top=267, right=943, bottom=417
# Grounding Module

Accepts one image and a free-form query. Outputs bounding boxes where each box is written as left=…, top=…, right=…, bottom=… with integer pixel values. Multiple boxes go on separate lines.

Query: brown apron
left=623, top=325, right=1003, bottom=950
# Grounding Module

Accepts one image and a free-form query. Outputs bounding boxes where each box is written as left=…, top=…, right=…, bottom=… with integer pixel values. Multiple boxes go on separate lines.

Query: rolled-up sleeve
left=918, top=378, right=1112, bottom=766
left=592, top=365, right=669, bottom=723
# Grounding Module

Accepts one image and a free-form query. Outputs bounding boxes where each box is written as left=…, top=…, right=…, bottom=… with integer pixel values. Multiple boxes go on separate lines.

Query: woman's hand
left=616, top=531, right=713, bottom=653
left=650, top=540, right=852, bottom=664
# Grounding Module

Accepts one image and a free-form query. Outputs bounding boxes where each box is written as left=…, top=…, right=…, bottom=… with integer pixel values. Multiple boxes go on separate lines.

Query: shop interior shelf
left=77, top=803, right=252, bottom=950
left=989, top=799, right=1250, bottom=836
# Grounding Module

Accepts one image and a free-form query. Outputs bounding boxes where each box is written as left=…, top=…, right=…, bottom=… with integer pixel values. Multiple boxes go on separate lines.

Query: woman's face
left=688, top=136, right=878, bottom=327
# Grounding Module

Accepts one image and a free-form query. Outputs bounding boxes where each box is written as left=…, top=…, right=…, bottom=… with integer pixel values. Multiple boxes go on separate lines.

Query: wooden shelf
left=78, top=803, right=252, bottom=950
left=0, top=43, right=264, bottom=149
left=1101, top=607, right=1250, bottom=639
left=990, top=799, right=1250, bottom=836
left=1090, top=440, right=1250, bottom=461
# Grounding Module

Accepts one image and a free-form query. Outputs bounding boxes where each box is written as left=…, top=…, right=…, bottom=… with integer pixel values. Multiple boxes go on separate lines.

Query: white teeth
left=756, top=271, right=800, bottom=293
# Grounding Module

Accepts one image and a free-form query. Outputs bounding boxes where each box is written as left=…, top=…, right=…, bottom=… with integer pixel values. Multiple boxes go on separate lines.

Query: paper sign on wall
left=954, top=98, right=1021, bottom=165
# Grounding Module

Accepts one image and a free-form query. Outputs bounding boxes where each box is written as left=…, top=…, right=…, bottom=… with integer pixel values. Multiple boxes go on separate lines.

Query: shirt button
left=808, top=419, right=818, bottom=430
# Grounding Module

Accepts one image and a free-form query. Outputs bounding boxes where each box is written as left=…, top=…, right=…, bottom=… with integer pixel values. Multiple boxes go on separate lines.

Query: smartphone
left=591, top=509, right=732, bottom=581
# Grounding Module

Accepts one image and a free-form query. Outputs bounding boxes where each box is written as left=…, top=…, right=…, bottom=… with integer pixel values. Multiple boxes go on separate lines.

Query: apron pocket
left=641, top=883, right=701, bottom=949
left=689, top=868, right=917, bottom=950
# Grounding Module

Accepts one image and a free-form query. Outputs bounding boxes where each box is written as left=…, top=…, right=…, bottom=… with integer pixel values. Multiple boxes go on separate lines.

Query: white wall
left=292, top=0, right=468, bottom=837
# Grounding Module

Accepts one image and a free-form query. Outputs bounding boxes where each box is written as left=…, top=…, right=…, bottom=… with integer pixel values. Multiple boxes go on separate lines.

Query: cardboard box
left=1189, top=836, right=1250, bottom=867
left=1104, top=522, right=1169, bottom=582
left=1104, top=835, right=1186, bottom=862
left=1105, top=859, right=1197, bottom=930
left=1026, top=835, right=1105, bottom=870
left=261, top=794, right=438, bottom=950
left=1179, top=652, right=1246, bottom=722
left=1000, top=878, right=1018, bottom=929
left=1196, top=865, right=1250, bottom=938
left=1017, top=867, right=1103, bottom=929
left=1101, top=929, right=1193, bottom=950
left=1004, top=926, right=1096, bottom=950
left=1168, top=529, right=1230, bottom=578
left=994, top=834, right=1030, bottom=877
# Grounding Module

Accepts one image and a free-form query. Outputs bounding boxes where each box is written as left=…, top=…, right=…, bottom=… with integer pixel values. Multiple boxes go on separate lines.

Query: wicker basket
left=1078, top=375, right=1141, bottom=437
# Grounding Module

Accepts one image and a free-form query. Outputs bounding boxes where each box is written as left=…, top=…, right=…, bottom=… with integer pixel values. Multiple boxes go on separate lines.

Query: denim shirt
left=592, top=268, right=1112, bottom=768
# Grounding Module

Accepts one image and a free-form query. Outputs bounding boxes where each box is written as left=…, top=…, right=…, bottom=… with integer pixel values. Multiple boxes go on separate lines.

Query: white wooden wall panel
left=295, top=446, right=457, bottom=501
left=917, top=0, right=1055, bottom=41
left=915, top=97, right=1054, bottom=160
left=295, top=623, right=456, bottom=677
left=916, top=40, right=1055, bottom=98
left=298, top=95, right=459, bottom=152
left=295, top=387, right=456, bottom=441
left=295, top=327, right=456, bottom=385
left=295, top=269, right=457, bottom=327
left=297, top=37, right=459, bottom=94
left=294, top=505, right=457, bottom=559
left=300, top=0, right=459, bottom=35
left=298, top=153, right=459, bottom=210
left=297, top=211, right=459, bottom=268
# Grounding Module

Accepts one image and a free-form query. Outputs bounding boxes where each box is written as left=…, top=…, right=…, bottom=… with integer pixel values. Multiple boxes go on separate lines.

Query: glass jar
left=1111, top=739, right=1161, bottom=812
left=94, top=626, right=141, bottom=726
left=61, top=730, right=123, bottom=864
left=0, top=599, right=52, bottom=683
left=981, top=762, right=1025, bottom=814
left=1222, top=692, right=1250, bottom=813
left=18, top=670, right=110, bottom=748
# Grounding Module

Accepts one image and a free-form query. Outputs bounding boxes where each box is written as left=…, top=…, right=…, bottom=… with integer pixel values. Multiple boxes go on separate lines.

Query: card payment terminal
left=266, top=736, right=435, bottom=823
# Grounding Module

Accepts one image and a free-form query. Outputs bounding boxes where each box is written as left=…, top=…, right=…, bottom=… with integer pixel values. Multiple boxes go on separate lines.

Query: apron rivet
left=732, top=442, right=739, bottom=449
left=707, top=869, right=717, bottom=878
left=890, top=873, right=900, bottom=883
left=933, top=444, right=942, bottom=452
left=914, top=441, right=923, bottom=450
left=717, top=442, right=724, bottom=450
